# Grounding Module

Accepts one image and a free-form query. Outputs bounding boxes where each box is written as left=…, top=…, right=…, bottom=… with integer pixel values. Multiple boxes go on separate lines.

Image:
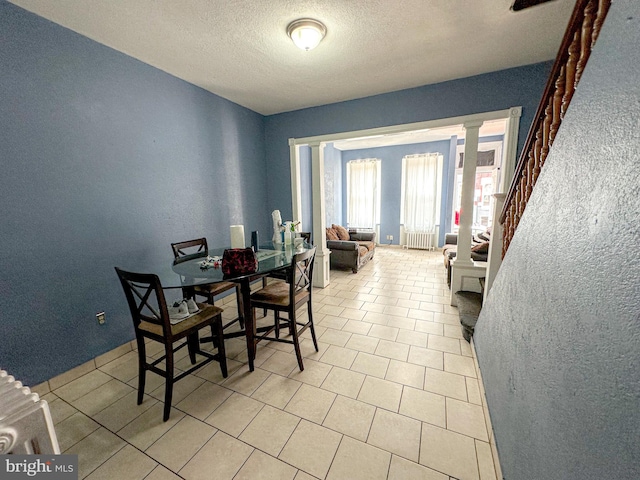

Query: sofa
left=326, top=224, right=376, bottom=273
left=442, top=228, right=491, bottom=285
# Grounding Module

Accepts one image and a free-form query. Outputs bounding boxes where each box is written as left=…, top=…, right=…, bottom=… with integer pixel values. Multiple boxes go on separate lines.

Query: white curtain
left=401, top=153, right=443, bottom=232
left=347, top=159, right=380, bottom=229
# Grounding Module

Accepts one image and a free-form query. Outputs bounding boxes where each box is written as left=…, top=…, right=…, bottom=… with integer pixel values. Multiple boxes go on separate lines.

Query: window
left=458, top=149, right=496, bottom=168
left=346, top=159, right=381, bottom=229
left=452, top=141, right=503, bottom=231
left=401, top=153, right=443, bottom=232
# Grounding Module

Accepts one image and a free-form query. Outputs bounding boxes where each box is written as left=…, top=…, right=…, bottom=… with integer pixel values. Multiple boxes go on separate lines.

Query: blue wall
left=264, top=62, right=553, bottom=221
left=0, top=2, right=268, bottom=384
left=475, top=1, right=640, bottom=478
left=340, top=140, right=453, bottom=246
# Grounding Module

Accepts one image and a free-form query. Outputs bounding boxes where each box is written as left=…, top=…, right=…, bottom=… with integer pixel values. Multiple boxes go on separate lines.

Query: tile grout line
left=55, top=390, right=191, bottom=480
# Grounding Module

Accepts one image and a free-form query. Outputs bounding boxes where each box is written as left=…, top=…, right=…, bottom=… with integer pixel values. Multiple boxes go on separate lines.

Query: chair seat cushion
left=139, top=303, right=223, bottom=337
left=251, top=282, right=310, bottom=308
left=358, top=245, right=369, bottom=257
left=358, top=241, right=375, bottom=252
left=194, top=281, right=236, bottom=297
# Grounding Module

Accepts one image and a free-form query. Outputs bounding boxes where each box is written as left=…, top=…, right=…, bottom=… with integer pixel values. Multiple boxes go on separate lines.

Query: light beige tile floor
left=45, top=247, right=498, bottom=480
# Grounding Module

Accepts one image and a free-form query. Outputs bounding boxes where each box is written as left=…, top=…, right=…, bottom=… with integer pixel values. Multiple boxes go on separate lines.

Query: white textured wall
left=474, top=2, right=640, bottom=479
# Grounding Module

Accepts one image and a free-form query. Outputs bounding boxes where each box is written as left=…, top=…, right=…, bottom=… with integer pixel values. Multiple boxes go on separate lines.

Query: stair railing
left=499, top=0, right=611, bottom=257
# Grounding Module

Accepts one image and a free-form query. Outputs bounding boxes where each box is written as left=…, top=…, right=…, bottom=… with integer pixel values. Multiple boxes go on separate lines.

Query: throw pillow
left=333, top=224, right=350, bottom=241
left=326, top=227, right=339, bottom=241
left=471, top=241, right=490, bottom=253
left=478, top=229, right=491, bottom=241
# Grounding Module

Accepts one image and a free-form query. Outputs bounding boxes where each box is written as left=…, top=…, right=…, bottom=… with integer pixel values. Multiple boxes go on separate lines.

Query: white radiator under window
left=401, top=226, right=438, bottom=251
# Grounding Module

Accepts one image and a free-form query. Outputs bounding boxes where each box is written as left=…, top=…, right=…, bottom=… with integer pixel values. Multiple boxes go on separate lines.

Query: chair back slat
left=127, top=280, right=163, bottom=324
left=115, top=267, right=170, bottom=335
left=289, top=247, right=316, bottom=298
left=171, top=238, right=208, bottom=259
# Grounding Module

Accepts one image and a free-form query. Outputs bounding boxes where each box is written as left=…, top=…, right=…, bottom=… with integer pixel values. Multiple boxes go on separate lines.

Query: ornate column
left=455, top=120, right=482, bottom=265
left=309, top=141, right=331, bottom=287
left=450, top=120, right=484, bottom=305
left=288, top=140, right=302, bottom=224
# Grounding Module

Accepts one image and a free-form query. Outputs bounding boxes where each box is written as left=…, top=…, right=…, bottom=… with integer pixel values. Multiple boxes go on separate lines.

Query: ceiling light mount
left=287, top=18, right=326, bottom=51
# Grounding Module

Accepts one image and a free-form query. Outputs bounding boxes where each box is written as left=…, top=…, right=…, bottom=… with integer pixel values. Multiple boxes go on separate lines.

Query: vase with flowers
left=283, top=221, right=300, bottom=244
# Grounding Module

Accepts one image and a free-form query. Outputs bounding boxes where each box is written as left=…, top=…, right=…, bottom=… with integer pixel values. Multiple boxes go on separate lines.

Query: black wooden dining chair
left=250, top=247, right=318, bottom=371
left=297, top=232, right=312, bottom=244
left=115, top=267, right=227, bottom=421
left=171, top=238, right=243, bottom=330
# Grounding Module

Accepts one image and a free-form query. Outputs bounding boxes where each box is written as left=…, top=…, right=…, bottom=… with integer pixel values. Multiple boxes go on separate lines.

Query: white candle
left=230, top=225, right=245, bottom=249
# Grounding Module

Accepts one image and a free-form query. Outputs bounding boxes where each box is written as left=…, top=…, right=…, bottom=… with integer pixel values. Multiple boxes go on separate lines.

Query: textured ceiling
left=9, top=0, right=575, bottom=115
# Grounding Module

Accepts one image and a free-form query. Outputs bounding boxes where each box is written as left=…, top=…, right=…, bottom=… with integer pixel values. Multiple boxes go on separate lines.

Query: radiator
left=0, top=369, right=60, bottom=454
left=403, top=230, right=436, bottom=250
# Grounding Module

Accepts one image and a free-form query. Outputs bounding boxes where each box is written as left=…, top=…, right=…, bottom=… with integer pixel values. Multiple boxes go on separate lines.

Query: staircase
left=461, top=0, right=612, bottom=341
left=500, top=0, right=611, bottom=257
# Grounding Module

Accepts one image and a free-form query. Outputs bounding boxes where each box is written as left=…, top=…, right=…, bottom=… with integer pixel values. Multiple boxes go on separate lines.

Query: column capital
left=463, top=120, right=484, bottom=130
left=509, top=106, right=522, bottom=118
left=289, top=139, right=325, bottom=148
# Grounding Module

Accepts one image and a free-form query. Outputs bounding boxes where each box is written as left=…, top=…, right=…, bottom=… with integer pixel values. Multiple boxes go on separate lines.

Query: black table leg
left=239, top=278, right=256, bottom=372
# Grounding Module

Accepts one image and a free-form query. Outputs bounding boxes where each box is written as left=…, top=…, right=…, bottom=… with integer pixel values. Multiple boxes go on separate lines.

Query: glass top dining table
left=120, top=241, right=314, bottom=372
left=162, top=242, right=309, bottom=289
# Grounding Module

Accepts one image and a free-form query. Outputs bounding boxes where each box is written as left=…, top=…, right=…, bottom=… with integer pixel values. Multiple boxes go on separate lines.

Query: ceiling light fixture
left=287, top=18, right=326, bottom=51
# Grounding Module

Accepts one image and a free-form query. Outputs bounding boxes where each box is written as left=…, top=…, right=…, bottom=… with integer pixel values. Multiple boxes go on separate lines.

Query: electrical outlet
left=386, top=235, right=390, bottom=240
left=96, top=312, right=106, bottom=325
left=389, top=235, right=393, bottom=241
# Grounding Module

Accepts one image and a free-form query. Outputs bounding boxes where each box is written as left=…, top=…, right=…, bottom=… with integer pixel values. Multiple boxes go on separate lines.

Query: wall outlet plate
left=96, top=312, right=106, bottom=325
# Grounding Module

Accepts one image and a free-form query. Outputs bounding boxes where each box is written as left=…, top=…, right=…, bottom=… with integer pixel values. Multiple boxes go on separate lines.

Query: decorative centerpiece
left=272, top=210, right=301, bottom=245
left=284, top=221, right=300, bottom=244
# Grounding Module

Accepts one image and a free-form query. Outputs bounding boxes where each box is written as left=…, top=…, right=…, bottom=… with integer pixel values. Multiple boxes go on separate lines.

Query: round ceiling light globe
left=287, top=19, right=326, bottom=51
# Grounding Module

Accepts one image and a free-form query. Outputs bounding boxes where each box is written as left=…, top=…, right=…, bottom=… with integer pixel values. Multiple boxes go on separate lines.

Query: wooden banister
left=500, top=0, right=610, bottom=258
